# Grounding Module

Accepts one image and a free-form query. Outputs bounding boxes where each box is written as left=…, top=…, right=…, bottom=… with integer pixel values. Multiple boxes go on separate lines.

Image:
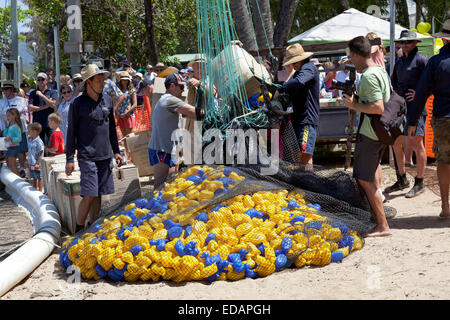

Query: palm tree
left=230, top=0, right=258, bottom=51
left=273, top=0, right=299, bottom=47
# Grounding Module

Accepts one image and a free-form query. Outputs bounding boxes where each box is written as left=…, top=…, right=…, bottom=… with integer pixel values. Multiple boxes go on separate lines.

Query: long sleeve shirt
left=65, top=92, right=120, bottom=163
left=391, top=47, right=428, bottom=116
left=277, top=61, right=320, bottom=126
left=408, top=43, right=450, bottom=126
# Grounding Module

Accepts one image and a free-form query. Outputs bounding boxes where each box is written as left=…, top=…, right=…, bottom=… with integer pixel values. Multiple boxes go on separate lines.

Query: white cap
left=37, top=72, right=48, bottom=80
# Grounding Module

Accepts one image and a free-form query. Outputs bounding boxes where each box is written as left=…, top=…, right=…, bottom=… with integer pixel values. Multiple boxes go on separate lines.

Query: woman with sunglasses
left=57, top=84, right=75, bottom=146
left=72, top=74, right=84, bottom=97
left=116, top=73, right=137, bottom=161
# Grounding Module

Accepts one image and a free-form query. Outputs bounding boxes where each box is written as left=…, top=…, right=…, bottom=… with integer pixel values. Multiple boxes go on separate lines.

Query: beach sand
left=2, top=164, right=449, bottom=300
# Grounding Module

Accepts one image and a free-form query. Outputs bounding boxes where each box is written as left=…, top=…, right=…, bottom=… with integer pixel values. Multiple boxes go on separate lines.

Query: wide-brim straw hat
left=432, top=19, right=450, bottom=40
left=282, top=43, right=314, bottom=67
left=157, top=66, right=179, bottom=78
left=81, top=64, right=110, bottom=84
left=72, top=73, right=82, bottom=81
left=188, top=54, right=207, bottom=67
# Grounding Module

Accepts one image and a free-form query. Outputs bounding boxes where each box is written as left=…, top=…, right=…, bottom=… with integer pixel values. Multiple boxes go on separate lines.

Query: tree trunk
left=273, top=0, right=299, bottom=47
left=143, top=0, right=158, bottom=65
left=249, top=0, right=274, bottom=50
left=415, top=0, right=422, bottom=25
left=125, top=11, right=131, bottom=63
left=338, top=0, right=350, bottom=11
left=397, top=0, right=410, bottom=28
left=230, top=0, right=257, bottom=51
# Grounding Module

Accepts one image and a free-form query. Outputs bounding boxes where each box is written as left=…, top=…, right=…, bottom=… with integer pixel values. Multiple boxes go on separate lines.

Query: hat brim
left=282, top=52, right=314, bottom=67
left=82, top=70, right=110, bottom=85
left=432, top=33, right=450, bottom=40
left=188, top=59, right=206, bottom=67
left=394, top=37, right=422, bottom=42
left=157, top=67, right=179, bottom=78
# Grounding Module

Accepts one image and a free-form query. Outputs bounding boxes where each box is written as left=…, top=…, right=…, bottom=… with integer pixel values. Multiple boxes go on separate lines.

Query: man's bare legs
left=300, top=153, right=314, bottom=172
left=77, top=195, right=101, bottom=227
left=358, top=178, right=391, bottom=237
left=437, top=163, right=450, bottom=218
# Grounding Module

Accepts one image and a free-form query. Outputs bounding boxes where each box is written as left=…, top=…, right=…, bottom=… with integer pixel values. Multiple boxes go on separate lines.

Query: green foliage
left=0, top=5, right=34, bottom=57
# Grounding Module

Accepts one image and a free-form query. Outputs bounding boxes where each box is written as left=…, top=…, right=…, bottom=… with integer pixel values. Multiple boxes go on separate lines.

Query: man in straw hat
left=384, top=30, right=429, bottom=199
left=408, top=19, right=450, bottom=218
left=275, top=43, right=320, bottom=169
left=65, top=64, right=124, bottom=233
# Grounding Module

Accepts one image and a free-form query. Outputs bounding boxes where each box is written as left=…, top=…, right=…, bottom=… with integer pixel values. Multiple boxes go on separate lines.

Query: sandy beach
left=1, top=164, right=449, bottom=300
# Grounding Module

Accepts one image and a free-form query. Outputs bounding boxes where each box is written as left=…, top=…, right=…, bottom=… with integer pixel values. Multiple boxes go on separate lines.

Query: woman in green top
left=4, top=108, right=23, bottom=175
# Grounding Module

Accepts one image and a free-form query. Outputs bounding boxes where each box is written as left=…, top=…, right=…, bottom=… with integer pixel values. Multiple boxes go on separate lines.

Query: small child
left=27, top=122, right=44, bottom=191
left=46, top=112, right=64, bottom=157
left=3, top=108, right=23, bottom=176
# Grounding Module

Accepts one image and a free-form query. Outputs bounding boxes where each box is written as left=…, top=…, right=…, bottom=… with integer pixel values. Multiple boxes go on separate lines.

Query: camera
left=330, top=64, right=356, bottom=96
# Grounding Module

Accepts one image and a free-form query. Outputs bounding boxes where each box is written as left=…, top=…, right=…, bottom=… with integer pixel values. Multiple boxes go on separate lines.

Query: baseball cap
left=164, top=73, right=187, bottom=87
left=37, top=72, right=48, bottom=80
left=139, top=79, right=154, bottom=89
left=187, top=67, right=194, bottom=72
left=180, top=69, right=187, bottom=74
left=121, top=59, right=131, bottom=66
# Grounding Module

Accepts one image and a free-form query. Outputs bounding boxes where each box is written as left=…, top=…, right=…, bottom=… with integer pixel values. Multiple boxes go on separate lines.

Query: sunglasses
left=177, top=84, right=185, bottom=90
left=62, top=91, right=71, bottom=94
left=37, top=78, right=46, bottom=82
left=399, top=40, right=414, bottom=45
left=73, top=79, right=82, bottom=83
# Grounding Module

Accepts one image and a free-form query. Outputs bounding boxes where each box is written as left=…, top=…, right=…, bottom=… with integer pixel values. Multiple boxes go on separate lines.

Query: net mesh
left=58, top=163, right=393, bottom=283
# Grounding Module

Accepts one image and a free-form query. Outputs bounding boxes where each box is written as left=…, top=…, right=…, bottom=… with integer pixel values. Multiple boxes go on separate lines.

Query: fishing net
left=58, top=163, right=392, bottom=283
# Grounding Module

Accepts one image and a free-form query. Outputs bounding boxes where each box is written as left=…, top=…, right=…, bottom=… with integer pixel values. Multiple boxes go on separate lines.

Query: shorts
left=117, top=115, right=136, bottom=129
left=431, top=117, right=450, bottom=164
left=29, top=169, right=42, bottom=180
left=294, top=124, right=318, bottom=155
left=148, top=148, right=175, bottom=167
left=353, top=134, right=387, bottom=182
left=18, top=132, right=28, bottom=154
left=6, top=146, right=19, bottom=158
left=403, top=115, right=426, bottom=136
left=78, top=158, right=115, bottom=197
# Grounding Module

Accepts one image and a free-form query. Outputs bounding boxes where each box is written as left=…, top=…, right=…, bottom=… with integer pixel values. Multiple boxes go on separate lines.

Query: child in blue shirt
left=27, top=122, right=44, bottom=191
left=3, top=108, right=23, bottom=175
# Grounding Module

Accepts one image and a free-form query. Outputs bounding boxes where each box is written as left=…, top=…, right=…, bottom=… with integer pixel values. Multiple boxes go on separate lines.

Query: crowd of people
left=0, top=21, right=448, bottom=237
left=275, top=23, right=450, bottom=237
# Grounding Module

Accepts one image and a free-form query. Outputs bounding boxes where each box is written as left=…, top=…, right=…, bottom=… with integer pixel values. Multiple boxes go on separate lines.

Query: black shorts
left=353, top=134, right=386, bottom=182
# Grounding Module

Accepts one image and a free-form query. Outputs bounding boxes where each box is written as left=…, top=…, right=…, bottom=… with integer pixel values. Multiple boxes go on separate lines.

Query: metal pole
left=389, top=0, right=396, bottom=77
left=67, top=0, right=83, bottom=74
left=54, top=26, right=61, bottom=92
left=432, top=17, right=436, bottom=49
left=11, top=0, right=19, bottom=61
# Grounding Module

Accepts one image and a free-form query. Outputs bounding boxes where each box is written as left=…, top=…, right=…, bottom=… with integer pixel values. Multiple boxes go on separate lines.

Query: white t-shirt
left=0, top=96, right=28, bottom=132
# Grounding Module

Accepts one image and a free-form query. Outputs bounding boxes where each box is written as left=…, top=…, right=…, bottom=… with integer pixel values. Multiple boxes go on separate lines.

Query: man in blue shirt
left=386, top=30, right=429, bottom=198
left=276, top=43, right=320, bottom=169
left=28, top=72, right=58, bottom=144
left=408, top=21, right=450, bottom=218
left=65, top=64, right=124, bottom=233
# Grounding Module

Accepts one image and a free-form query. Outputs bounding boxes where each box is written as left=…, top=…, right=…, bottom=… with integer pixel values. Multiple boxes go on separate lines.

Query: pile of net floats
left=60, top=165, right=363, bottom=283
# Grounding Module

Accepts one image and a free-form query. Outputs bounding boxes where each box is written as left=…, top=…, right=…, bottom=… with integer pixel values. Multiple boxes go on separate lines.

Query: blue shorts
left=294, top=124, right=318, bottom=155
left=6, top=146, right=20, bottom=158
left=148, top=149, right=175, bottom=167
left=78, top=158, right=115, bottom=197
left=29, top=169, right=42, bottom=180
left=403, top=115, right=426, bottom=136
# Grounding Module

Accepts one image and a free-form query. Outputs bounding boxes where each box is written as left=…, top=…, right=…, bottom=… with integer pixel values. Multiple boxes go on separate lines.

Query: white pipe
left=0, top=166, right=61, bottom=297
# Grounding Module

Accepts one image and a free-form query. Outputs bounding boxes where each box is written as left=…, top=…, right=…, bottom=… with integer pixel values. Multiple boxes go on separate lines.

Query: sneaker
left=384, top=179, right=410, bottom=193
left=405, top=182, right=425, bottom=198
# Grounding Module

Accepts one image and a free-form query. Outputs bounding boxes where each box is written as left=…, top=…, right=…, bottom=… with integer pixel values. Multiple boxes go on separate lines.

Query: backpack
left=357, top=73, right=407, bottom=145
